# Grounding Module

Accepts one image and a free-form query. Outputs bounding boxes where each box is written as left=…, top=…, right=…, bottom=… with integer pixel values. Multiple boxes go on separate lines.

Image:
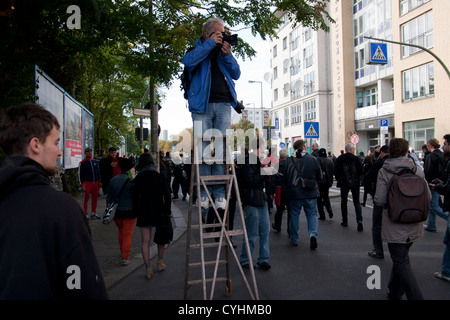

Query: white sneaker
left=215, top=197, right=227, bottom=210
left=200, top=197, right=209, bottom=210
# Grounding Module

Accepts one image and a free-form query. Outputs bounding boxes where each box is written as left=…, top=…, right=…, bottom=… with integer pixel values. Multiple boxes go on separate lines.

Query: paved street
left=100, top=186, right=449, bottom=301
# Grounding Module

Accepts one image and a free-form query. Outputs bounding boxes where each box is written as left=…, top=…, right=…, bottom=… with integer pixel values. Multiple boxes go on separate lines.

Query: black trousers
left=340, top=186, right=362, bottom=223
left=387, top=242, right=424, bottom=300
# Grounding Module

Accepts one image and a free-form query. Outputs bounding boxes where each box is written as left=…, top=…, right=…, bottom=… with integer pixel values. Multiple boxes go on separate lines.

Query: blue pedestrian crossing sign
left=367, top=42, right=388, bottom=65
left=304, top=122, right=319, bottom=139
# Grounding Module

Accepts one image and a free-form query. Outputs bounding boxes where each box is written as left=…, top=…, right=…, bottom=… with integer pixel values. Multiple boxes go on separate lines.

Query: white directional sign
left=133, top=108, right=151, bottom=117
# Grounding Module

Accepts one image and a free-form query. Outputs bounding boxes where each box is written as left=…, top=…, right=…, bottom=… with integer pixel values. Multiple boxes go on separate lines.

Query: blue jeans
left=192, top=102, right=231, bottom=200
left=289, top=198, right=318, bottom=244
left=240, top=204, right=270, bottom=265
left=427, top=190, right=448, bottom=230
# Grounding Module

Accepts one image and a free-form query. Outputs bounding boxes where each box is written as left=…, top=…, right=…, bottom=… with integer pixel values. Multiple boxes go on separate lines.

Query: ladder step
left=200, top=175, right=232, bottom=182
left=192, top=223, right=222, bottom=229
left=190, top=242, right=226, bottom=249
left=202, top=229, right=244, bottom=239
left=188, top=277, right=228, bottom=286
left=189, top=259, right=227, bottom=267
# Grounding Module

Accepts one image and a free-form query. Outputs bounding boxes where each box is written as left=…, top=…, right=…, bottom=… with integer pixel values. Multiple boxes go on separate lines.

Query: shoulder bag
left=103, top=178, right=130, bottom=225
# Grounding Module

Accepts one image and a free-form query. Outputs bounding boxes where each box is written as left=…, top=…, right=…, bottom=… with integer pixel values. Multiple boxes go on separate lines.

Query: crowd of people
left=227, top=136, right=450, bottom=300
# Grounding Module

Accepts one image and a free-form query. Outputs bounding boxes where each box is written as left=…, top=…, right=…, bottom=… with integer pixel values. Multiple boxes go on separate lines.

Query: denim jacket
left=182, top=37, right=241, bottom=114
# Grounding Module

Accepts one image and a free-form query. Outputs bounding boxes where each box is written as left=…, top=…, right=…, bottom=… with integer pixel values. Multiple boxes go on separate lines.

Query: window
left=290, top=53, right=301, bottom=76
left=400, top=0, right=431, bottom=16
left=401, top=11, right=433, bottom=58
left=304, top=99, right=316, bottom=121
left=366, top=87, right=378, bottom=106
left=290, top=28, right=300, bottom=52
left=402, top=62, right=434, bottom=101
left=303, top=44, right=314, bottom=69
left=273, top=45, right=277, bottom=58
left=274, top=88, right=278, bottom=101
left=283, top=37, right=287, bottom=50
left=303, top=27, right=312, bottom=42
left=356, top=91, right=364, bottom=108
left=304, top=71, right=315, bottom=95
left=404, top=118, right=435, bottom=153
left=291, top=104, right=301, bottom=125
left=284, top=108, right=289, bottom=126
left=273, top=67, right=278, bottom=80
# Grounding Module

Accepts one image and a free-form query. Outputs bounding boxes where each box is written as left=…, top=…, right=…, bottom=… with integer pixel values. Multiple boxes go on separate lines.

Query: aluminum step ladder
left=183, top=135, right=259, bottom=300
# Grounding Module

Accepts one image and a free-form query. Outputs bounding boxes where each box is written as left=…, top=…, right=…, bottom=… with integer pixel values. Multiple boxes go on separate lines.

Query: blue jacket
left=78, top=157, right=101, bottom=184
left=182, top=38, right=241, bottom=114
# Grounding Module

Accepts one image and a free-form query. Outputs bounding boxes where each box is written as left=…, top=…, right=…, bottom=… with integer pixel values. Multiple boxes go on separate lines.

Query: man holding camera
left=182, top=17, right=241, bottom=213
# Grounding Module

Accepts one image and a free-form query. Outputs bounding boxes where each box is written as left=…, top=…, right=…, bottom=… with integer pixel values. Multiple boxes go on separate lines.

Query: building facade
left=331, top=0, right=450, bottom=157
left=269, top=10, right=333, bottom=156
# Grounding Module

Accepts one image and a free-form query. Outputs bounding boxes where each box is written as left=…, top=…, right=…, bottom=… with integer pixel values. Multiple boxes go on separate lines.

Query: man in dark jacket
left=237, top=137, right=271, bottom=270
left=430, top=134, right=450, bottom=283
left=0, top=103, right=108, bottom=299
left=334, top=143, right=364, bottom=231
left=316, top=148, right=334, bottom=220
left=365, top=145, right=389, bottom=259
left=283, top=140, right=322, bottom=249
left=424, top=137, right=446, bottom=232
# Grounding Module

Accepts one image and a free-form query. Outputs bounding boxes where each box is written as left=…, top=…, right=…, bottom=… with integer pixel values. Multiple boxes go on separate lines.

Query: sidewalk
left=73, top=193, right=187, bottom=289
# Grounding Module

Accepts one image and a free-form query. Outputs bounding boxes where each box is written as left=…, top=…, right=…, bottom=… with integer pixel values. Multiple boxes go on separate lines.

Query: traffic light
left=135, top=128, right=149, bottom=141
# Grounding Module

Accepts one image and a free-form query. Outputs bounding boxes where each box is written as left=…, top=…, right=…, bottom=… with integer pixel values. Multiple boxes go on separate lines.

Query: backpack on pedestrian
left=386, top=168, right=430, bottom=224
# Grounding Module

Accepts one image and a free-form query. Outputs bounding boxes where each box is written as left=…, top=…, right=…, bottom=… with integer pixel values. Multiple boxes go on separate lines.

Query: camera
left=222, top=32, right=238, bottom=46
left=431, top=179, right=440, bottom=185
left=234, top=100, right=245, bottom=114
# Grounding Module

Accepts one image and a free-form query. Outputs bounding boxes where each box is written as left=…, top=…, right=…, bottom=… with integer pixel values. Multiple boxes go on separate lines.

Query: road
left=107, top=186, right=449, bottom=302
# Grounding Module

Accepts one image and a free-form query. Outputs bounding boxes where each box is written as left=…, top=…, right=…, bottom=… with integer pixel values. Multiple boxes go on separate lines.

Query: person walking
left=0, top=102, right=108, bottom=299
left=107, top=158, right=136, bottom=266
left=334, top=143, right=364, bottom=231
left=182, top=17, right=241, bottom=213
left=429, top=134, right=450, bottom=283
left=282, top=140, right=322, bottom=250
left=99, top=147, right=118, bottom=195
left=283, top=140, right=322, bottom=249
left=423, top=137, right=446, bottom=232
left=132, top=153, right=172, bottom=279
left=374, top=138, right=430, bottom=300
left=316, top=148, right=334, bottom=220
left=238, top=137, right=271, bottom=270
left=272, top=148, right=290, bottom=233
left=365, top=145, right=389, bottom=259
left=78, top=147, right=102, bottom=219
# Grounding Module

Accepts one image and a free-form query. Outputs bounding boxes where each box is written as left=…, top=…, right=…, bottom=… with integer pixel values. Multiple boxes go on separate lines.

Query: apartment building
left=331, top=0, right=450, bottom=157
left=269, top=10, right=333, bottom=155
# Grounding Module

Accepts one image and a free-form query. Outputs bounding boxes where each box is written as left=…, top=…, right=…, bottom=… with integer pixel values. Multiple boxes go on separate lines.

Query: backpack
left=386, top=168, right=430, bottom=224
left=180, top=47, right=198, bottom=100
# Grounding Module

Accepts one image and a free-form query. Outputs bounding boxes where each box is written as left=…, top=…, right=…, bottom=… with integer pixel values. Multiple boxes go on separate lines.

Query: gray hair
left=202, top=17, right=224, bottom=37
left=279, top=148, right=289, bottom=159
left=344, top=143, right=354, bottom=152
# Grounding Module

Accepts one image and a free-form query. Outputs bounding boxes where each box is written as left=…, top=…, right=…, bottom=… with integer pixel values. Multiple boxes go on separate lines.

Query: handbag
left=102, top=178, right=130, bottom=225
left=290, top=157, right=316, bottom=191
left=154, top=215, right=173, bottom=245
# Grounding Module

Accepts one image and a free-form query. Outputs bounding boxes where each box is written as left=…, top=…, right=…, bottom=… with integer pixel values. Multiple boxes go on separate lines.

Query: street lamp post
left=248, top=80, right=263, bottom=129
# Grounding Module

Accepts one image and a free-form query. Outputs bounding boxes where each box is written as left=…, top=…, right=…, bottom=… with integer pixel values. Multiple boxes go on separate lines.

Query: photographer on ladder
left=182, top=17, right=241, bottom=215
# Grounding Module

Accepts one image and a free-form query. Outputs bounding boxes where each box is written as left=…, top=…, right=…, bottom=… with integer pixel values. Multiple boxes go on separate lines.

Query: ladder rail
left=184, top=135, right=259, bottom=300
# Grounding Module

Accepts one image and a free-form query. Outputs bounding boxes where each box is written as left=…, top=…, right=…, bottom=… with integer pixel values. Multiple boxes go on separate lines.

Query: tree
left=0, top=0, right=334, bottom=153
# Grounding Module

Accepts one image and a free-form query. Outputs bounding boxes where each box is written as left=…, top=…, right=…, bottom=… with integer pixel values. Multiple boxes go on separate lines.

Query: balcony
left=355, top=100, right=395, bottom=121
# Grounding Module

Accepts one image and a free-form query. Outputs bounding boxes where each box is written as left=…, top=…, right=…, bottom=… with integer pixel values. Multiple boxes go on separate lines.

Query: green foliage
left=0, top=0, right=333, bottom=153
